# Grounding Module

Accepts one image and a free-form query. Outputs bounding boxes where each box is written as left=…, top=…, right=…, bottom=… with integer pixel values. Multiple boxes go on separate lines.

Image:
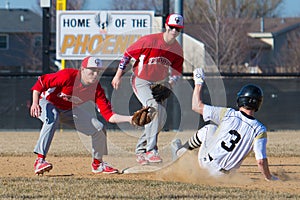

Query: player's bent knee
left=91, top=118, right=104, bottom=132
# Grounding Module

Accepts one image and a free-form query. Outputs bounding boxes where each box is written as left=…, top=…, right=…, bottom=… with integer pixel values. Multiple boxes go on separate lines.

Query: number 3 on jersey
left=221, top=130, right=241, bottom=152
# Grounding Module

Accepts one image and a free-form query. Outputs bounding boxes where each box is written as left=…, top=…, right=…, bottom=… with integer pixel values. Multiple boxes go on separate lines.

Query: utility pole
left=175, top=0, right=183, bottom=45
left=56, top=0, right=67, bottom=70
left=40, top=0, right=51, bottom=74
left=163, top=0, right=169, bottom=27
left=173, top=0, right=183, bottom=131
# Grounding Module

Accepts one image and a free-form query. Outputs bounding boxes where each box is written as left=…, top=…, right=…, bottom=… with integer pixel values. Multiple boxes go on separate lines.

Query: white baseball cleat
left=145, top=150, right=163, bottom=163
left=136, top=153, right=149, bottom=165
left=171, top=139, right=182, bottom=161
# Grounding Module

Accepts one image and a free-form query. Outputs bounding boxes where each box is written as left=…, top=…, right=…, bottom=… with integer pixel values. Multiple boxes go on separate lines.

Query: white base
left=121, top=165, right=161, bottom=174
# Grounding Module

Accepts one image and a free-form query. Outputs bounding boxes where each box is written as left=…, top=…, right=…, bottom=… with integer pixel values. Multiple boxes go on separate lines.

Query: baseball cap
left=166, top=13, right=184, bottom=28
left=81, top=56, right=103, bottom=68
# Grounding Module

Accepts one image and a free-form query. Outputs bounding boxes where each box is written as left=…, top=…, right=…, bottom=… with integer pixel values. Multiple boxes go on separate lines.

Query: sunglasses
left=168, top=25, right=182, bottom=32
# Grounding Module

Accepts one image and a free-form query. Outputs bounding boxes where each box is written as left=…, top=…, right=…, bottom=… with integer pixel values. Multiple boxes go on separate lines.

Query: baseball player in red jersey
left=172, top=68, right=279, bottom=181
left=30, top=56, right=134, bottom=175
left=111, top=14, right=184, bottom=165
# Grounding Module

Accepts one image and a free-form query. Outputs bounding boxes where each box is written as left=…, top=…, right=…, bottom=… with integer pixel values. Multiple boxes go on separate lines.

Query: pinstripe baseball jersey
left=201, top=104, right=267, bottom=171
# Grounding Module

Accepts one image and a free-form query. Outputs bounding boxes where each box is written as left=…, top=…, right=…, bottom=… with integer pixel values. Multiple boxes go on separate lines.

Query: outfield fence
left=0, top=75, right=299, bottom=130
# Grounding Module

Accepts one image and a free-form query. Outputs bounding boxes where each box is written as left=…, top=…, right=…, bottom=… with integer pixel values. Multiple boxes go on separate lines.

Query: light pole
left=40, top=0, right=51, bottom=74
left=163, top=0, right=170, bottom=26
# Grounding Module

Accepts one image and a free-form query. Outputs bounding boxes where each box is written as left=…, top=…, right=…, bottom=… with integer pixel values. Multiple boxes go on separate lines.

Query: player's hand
left=30, top=103, right=41, bottom=118
left=193, top=68, right=205, bottom=85
left=111, top=76, right=121, bottom=90
left=265, top=175, right=279, bottom=181
left=112, top=68, right=125, bottom=90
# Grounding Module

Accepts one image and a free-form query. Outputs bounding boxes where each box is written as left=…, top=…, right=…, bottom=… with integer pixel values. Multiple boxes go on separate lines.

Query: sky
left=0, top=0, right=299, bottom=17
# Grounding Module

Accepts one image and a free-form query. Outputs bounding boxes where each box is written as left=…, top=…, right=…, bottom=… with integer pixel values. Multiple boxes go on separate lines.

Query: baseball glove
left=150, top=82, right=172, bottom=103
left=131, top=106, right=156, bottom=126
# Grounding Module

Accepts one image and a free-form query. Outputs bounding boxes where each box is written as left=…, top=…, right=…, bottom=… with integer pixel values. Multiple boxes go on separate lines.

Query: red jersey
left=124, top=32, right=183, bottom=82
left=31, top=68, right=114, bottom=121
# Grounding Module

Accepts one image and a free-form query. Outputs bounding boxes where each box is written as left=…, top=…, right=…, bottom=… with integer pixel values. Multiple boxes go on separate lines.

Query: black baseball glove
left=150, top=82, right=172, bottom=103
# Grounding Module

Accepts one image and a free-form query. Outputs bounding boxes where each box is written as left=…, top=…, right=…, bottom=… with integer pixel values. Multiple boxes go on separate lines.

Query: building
left=0, top=8, right=44, bottom=73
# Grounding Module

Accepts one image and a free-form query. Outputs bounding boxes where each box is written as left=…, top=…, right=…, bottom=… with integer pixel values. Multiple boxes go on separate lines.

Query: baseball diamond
left=0, top=130, right=299, bottom=199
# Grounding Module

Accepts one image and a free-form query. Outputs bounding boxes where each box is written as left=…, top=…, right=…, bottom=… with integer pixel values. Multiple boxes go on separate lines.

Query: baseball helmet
left=237, top=84, right=263, bottom=112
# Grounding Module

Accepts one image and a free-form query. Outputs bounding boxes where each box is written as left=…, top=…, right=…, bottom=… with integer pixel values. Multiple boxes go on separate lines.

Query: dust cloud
left=153, top=150, right=253, bottom=185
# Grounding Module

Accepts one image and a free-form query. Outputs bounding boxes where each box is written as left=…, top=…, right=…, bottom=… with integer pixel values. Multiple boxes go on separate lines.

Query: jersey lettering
left=221, top=130, right=241, bottom=152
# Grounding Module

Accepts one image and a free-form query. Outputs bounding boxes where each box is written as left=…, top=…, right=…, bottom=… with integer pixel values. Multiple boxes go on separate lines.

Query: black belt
left=204, top=120, right=217, bottom=126
left=208, top=154, right=213, bottom=161
left=207, top=154, right=230, bottom=174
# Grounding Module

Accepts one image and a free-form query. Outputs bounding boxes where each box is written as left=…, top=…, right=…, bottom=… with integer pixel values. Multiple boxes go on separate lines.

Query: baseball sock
left=183, top=131, right=202, bottom=150
left=93, top=158, right=102, bottom=165
left=37, top=154, right=45, bottom=160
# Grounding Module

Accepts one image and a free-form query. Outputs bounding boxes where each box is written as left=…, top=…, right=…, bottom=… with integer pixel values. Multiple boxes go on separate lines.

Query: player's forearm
left=115, top=68, right=124, bottom=78
left=108, top=114, right=132, bottom=124
left=32, top=90, right=41, bottom=105
left=192, top=84, right=204, bottom=115
left=257, top=158, right=272, bottom=179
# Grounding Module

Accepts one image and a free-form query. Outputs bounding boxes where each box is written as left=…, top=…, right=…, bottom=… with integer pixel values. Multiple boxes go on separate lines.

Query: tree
left=184, top=0, right=283, bottom=23
left=183, top=0, right=283, bottom=72
left=111, top=0, right=163, bottom=13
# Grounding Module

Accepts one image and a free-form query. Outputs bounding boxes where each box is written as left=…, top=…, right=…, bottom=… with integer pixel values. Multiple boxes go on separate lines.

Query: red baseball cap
left=166, top=13, right=184, bottom=28
left=81, top=56, right=103, bottom=68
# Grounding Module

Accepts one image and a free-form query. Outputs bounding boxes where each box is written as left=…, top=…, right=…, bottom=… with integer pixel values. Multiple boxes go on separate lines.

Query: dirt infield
left=1, top=130, right=300, bottom=196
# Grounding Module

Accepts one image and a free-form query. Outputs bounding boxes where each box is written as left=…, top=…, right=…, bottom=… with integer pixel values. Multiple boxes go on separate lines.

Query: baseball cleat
left=34, top=159, right=53, bottom=175
left=136, top=153, right=149, bottom=165
left=92, top=161, right=119, bottom=174
left=145, top=150, right=162, bottom=163
left=171, top=139, right=182, bottom=161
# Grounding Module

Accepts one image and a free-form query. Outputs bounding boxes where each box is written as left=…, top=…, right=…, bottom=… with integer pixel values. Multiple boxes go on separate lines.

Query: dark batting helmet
left=237, top=84, right=263, bottom=112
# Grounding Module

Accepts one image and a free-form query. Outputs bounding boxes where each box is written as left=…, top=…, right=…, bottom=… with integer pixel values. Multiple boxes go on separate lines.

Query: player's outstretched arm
left=257, top=158, right=279, bottom=181
left=108, top=114, right=132, bottom=124
left=192, top=68, right=205, bottom=115
left=108, top=107, right=154, bottom=126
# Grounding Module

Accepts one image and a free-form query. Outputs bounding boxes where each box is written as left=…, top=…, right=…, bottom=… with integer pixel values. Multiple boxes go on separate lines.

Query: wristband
left=119, top=56, right=131, bottom=70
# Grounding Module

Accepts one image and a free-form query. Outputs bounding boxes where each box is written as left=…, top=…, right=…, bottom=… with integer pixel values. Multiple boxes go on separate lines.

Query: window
left=0, top=34, right=8, bottom=49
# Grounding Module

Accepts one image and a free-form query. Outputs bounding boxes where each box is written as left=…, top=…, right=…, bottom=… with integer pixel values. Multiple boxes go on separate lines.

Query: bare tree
left=222, top=0, right=282, bottom=18
left=111, top=0, right=163, bottom=14
left=184, top=0, right=282, bottom=23
left=186, top=1, right=252, bottom=72
left=183, top=0, right=283, bottom=72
